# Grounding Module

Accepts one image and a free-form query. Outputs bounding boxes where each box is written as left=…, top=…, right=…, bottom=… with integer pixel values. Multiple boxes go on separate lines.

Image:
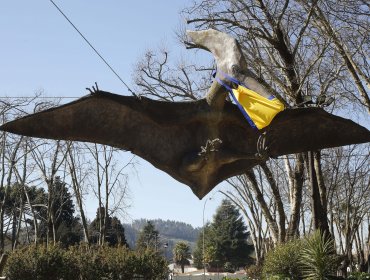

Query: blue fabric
left=215, top=69, right=276, bottom=101
left=214, top=76, right=232, bottom=92
left=213, top=70, right=259, bottom=130
left=228, top=89, right=258, bottom=130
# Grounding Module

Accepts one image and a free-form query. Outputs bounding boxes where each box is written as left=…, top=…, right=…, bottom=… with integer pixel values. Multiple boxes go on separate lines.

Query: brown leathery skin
left=1, top=91, right=369, bottom=199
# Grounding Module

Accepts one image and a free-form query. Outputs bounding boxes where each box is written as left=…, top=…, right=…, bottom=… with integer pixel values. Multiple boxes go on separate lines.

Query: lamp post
left=202, top=196, right=212, bottom=280
left=164, top=242, right=168, bottom=260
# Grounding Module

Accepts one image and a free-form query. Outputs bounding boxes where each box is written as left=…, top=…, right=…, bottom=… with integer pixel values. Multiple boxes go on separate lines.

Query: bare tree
left=134, top=49, right=210, bottom=101
left=325, top=145, right=370, bottom=270
left=225, top=175, right=271, bottom=265
left=0, top=96, right=41, bottom=250
left=86, top=144, right=133, bottom=245
left=30, top=139, right=70, bottom=245
left=67, top=142, right=90, bottom=244
left=300, top=0, right=370, bottom=113
left=14, top=139, right=42, bottom=246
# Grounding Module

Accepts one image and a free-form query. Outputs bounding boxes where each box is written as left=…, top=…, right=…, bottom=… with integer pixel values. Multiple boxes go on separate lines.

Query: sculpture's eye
left=231, top=65, right=241, bottom=76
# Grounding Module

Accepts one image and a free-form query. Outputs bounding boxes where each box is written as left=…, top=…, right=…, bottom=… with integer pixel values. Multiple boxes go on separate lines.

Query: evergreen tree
left=173, top=241, right=191, bottom=273
left=52, top=177, right=75, bottom=226
left=89, top=207, right=128, bottom=247
left=108, top=216, right=128, bottom=246
left=1, top=183, right=42, bottom=248
left=56, top=216, right=83, bottom=246
left=194, top=200, right=254, bottom=271
left=38, top=177, right=81, bottom=246
left=136, top=221, right=160, bottom=252
left=192, top=223, right=212, bottom=269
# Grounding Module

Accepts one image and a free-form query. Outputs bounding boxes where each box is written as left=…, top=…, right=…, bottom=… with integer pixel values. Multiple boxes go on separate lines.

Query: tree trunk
left=24, top=211, right=31, bottom=244
left=0, top=135, right=22, bottom=252
left=46, top=178, right=54, bottom=246
left=287, top=153, right=304, bottom=239
left=67, top=148, right=90, bottom=243
left=23, top=185, right=38, bottom=244
left=104, top=158, right=109, bottom=246
left=245, top=169, right=279, bottom=243
left=306, top=151, right=330, bottom=234
left=13, top=199, right=24, bottom=250
left=91, top=144, right=104, bottom=245
left=314, top=151, right=327, bottom=214
left=11, top=210, right=17, bottom=249
left=260, top=163, right=286, bottom=242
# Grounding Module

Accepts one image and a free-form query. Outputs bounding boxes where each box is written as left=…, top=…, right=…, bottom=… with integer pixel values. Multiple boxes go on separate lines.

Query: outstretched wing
left=265, top=107, right=370, bottom=158
left=0, top=91, right=260, bottom=198
left=1, top=90, right=370, bottom=198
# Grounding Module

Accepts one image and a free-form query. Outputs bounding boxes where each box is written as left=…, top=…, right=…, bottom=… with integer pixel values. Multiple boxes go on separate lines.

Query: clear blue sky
left=0, top=1, right=227, bottom=228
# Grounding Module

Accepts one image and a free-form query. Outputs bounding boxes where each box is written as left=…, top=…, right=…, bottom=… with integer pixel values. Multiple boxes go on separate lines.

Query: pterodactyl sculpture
left=1, top=29, right=369, bottom=199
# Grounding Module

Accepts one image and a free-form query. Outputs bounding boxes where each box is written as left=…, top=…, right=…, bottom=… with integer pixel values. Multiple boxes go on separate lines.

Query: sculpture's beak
left=186, top=29, right=245, bottom=68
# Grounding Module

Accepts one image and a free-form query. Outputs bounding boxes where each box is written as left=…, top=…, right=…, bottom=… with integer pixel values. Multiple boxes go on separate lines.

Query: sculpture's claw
left=86, top=82, right=100, bottom=94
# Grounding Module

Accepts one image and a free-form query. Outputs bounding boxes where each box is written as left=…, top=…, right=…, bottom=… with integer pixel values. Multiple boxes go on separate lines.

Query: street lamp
left=164, top=242, right=168, bottom=260
left=202, top=196, right=212, bottom=280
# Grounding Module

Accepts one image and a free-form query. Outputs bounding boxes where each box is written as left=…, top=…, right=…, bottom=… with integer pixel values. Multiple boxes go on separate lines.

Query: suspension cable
left=49, top=0, right=138, bottom=98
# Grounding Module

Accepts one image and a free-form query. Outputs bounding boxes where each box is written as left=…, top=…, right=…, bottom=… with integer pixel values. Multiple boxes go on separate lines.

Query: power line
left=0, top=96, right=79, bottom=99
left=48, top=0, right=138, bottom=98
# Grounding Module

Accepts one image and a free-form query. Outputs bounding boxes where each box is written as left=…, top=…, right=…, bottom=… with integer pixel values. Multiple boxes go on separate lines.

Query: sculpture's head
left=186, top=29, right=275, bottom=108
left=186, top=29, right=247, bottom=74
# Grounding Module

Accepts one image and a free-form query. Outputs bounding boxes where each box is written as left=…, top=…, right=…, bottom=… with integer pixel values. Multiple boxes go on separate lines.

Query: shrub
left=262, top=239, right=304, bottom=280
left=4, top=244, right=168, bottom=280
left=132, top=249, right=169, bottom=279
left=67, top=245, right=121, bottom=280
left=300, top=230, right=340, bottom=280
left=222, top=277, right=248, bottom=280
left=4, top=244, right=78, bottom=280
left=224, top=261, right=236, bottom=273
left=347, top=272, right=370, bottom=280
left=245, top=264, right=263, bottom=279
left=70, top=246, right=169, bottom=279
left=262, top=231, right=342, bottom=280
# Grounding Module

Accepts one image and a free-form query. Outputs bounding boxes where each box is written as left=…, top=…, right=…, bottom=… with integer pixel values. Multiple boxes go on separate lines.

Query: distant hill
left=123, top=218, right=201, bottom=258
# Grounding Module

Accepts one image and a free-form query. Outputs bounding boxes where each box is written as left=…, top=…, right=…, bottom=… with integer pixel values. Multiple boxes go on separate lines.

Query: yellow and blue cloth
left=214, top=70, right=284, bottom=130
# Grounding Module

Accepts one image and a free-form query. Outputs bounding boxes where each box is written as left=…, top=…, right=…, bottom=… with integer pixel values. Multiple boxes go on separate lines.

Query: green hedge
left=4, top=244, right=168, bottom=280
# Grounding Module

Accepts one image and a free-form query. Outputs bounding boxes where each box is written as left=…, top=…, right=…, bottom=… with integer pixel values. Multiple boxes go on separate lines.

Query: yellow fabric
left=232, top=85, right=285, bottom=129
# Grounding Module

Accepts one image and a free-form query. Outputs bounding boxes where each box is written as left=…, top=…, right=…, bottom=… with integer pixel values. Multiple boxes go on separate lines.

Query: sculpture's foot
left=256, top=132, right=271, bottom=160
left=198, top=138, right=223, bottom=160
left=182, top=136, right=265, bottom=174
left=86, top=82, right=100, bottom=94
left=198, top=137, right=262, bottom=164
left=181, top=138, right=222, bottom=172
